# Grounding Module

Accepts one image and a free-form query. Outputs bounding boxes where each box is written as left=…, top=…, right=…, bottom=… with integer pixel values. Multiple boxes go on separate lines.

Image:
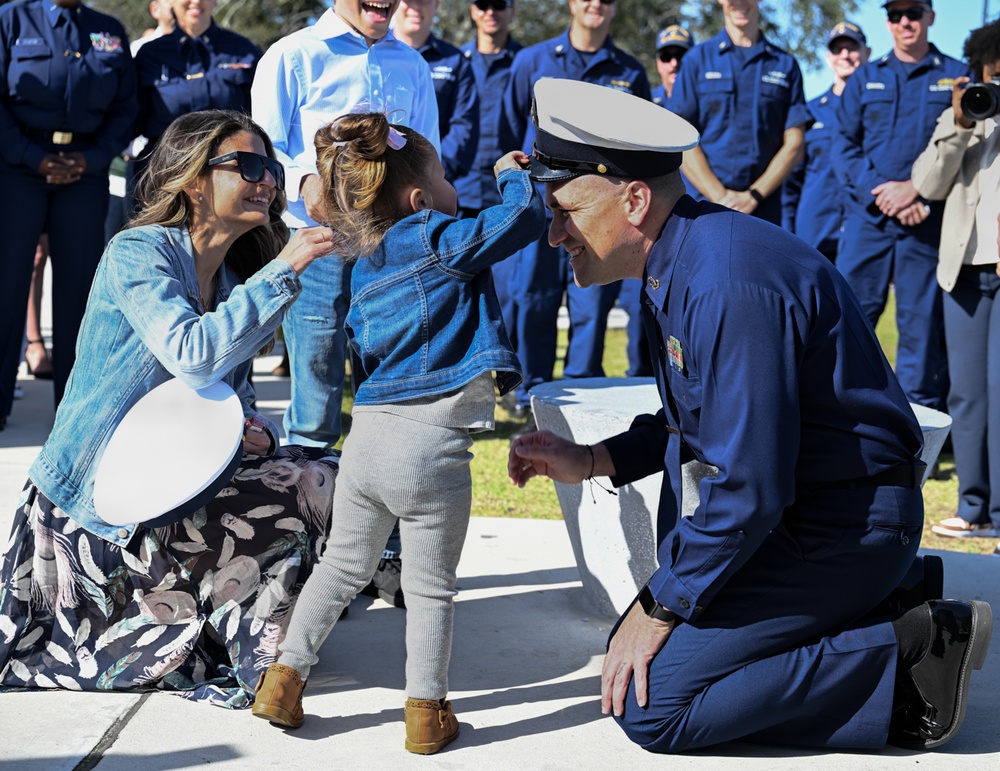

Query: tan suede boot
left=404, top=697, right=459, bottom=754
left=252, top=663, right=306, bottom=728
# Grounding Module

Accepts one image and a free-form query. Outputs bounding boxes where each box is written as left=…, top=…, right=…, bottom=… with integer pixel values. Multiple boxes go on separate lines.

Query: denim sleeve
left=429, top=168, right=545, bottom=275
left=106, top=229, right=300, bottom=390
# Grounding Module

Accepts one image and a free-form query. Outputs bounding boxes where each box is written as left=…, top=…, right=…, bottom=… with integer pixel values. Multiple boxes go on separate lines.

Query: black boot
left=888, top=599, right=993, bottom=750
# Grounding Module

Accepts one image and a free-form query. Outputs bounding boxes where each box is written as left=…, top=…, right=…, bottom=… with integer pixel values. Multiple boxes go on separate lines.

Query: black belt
left=22, top=126, right=95, bottom=145
left=829, top=462, right=926, bottom=490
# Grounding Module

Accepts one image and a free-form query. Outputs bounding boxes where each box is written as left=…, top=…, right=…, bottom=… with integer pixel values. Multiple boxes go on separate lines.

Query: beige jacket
left=911, top=107, right=989, bottom=292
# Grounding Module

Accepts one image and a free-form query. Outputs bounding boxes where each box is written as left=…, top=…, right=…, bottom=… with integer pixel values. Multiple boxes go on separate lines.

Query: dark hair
left=963, top=19, right=1000, bottom=82
left=314, top=112, right=438, bottom=257
left=128, top=109, right=290, bottom=284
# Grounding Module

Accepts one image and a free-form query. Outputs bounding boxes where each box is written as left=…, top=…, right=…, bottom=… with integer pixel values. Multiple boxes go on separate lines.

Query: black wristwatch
left=638, top=585, right=679, bottom=623
left=748, top=187, right=765, bottom=204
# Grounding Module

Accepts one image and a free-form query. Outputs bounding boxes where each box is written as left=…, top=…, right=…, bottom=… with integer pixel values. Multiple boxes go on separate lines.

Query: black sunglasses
left=886, top=6, right=927, bottom=23
left=473, top=0, right=510, bottom=10
left=207, top=151, right=285, bottom=191
left=658, top=49, right=686, bottom=63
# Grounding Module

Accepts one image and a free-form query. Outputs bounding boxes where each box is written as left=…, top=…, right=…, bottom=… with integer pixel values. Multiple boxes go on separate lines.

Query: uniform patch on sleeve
left=218, top=62, right=253, bottom=69
left=89, top=33, right=124, bottom=53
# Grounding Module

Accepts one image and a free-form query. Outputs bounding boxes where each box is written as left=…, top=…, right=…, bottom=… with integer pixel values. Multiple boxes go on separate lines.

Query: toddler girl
left=251, top=112, right=545, bottom=754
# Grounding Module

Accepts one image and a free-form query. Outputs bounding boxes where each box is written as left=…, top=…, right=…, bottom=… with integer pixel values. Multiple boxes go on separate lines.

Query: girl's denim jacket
left=349, top=168, right=546, bottom=404
left=28, top=225, right=301, bottom=546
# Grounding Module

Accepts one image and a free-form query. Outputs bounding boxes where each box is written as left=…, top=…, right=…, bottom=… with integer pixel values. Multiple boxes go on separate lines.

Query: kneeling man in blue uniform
left=508, top=78, right=993, bottom=753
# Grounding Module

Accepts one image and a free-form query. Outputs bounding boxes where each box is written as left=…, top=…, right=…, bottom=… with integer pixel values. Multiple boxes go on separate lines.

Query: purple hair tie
left=387, top=127, right=408, bottom=150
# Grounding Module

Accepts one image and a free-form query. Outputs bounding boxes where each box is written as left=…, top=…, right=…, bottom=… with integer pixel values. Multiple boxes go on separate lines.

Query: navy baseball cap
left=881, top=1, right=931, bottom=7
left=528, top=79, right=699, bottom=183
left=656, top=25, right=694, bottom=53
left=827, top=21, right=867, bottom=50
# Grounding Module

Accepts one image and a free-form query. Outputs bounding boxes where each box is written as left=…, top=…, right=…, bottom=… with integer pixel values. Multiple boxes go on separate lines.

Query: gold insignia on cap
left=597, top=164, right=608, bottom=174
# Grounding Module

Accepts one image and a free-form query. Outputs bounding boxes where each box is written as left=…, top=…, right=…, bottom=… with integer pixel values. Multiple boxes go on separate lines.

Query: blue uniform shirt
left=652, top=83, right=668, bottom=107
left=502, top=29, right=652, bottom=156
left=0, top=0, right=137, bottom=173
left=418, top=34, right=479, bottom=182
left=454, top=36, right=521, bottom=212
left=603, top=197, right=923, bottom=620
left=667, top=30, right=809, bottom=196
left=782, top=87, right=843, bottom=254
left=833, top=45, right=971, bottom=226
left=134, top=21, right=259, bottom=141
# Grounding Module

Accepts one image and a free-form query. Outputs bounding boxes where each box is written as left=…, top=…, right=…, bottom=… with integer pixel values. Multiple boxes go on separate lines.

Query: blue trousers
left=615, top=483, right=922, bottom=752
left=282, top=253, right=353, bottom=448
left=509, top=233, right=621, bottom=407
left=944, top=264, right=1000, bottom=530
left=837, top=216, right=947, bottom=411
left=0, top=166, right=109, bottom=418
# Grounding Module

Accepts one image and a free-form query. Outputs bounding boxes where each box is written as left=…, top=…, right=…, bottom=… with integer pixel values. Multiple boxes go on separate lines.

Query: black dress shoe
left=888, top=599, right=993, bottom=750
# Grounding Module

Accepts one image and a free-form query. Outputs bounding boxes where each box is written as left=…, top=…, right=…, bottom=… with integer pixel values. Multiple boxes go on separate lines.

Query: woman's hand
left=276, top=226, right=340, bottom=275
left=952, top=76, right=974, bottom=130
left=242, top=415, right=272, bottom=456
left=494, top=151, right=531, bottom=177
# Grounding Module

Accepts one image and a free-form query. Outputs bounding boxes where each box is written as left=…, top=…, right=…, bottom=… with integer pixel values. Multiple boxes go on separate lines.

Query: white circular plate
left=94, top=378, right=244, bottom=526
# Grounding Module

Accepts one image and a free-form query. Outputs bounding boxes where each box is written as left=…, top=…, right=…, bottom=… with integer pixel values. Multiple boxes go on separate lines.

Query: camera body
left=961, top=78, right=1000, bottom=121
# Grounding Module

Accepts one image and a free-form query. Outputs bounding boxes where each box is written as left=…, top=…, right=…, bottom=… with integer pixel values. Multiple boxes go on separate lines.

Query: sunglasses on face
left=207, top=151, right=285, bottom=191
left=886, top=6, right=927, bottom=23
left=658, top=49, right=686, bottom=63
left=473, top=0, right=509, bottom=11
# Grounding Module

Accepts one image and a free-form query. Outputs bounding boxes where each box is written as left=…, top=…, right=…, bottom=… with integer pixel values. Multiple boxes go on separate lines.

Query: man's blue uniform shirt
left=0, top=0, right=137, bottom=173
left=418, top=34, right=479, bottom=182
left=833, top=45, right=971, bottom=226
left=501, top=29, right=651, bottom=156
left=454, top=36, right=521, bottom=212
left=667, top=29, right=809, bottom=194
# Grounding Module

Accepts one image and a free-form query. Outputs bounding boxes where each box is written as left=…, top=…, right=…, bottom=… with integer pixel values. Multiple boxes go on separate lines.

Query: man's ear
left=623, top=180, right=653, bottom=226
left=409, top=187, right=428, bottom=213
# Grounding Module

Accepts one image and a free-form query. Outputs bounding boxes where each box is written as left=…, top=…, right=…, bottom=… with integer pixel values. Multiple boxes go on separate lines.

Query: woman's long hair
left=128, top=109, right=290, bottom=284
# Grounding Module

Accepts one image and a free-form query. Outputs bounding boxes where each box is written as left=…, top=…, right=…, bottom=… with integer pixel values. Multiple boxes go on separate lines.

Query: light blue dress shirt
left=251, top=9, right=440, bottom=228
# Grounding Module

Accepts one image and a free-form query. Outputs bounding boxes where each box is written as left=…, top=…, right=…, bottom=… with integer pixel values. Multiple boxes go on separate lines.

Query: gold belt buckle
left=52, top=131, right=73, bottom=145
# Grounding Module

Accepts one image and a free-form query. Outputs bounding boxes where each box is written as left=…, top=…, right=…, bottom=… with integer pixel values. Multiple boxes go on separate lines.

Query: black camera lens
left=961, top=81, right=1000, bottom=122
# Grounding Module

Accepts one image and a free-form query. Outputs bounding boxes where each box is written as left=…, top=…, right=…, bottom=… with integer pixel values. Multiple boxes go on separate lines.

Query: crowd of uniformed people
left=1, top=0, right=997, bottom=547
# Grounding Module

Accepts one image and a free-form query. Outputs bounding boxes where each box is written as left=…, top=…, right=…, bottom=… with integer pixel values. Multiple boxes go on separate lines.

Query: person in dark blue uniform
left=833, top=0, right=971, bottom=414
left=128, top=0, right=260, bottom=218
left=393, top=0, right=479, bottom=182
left=456, top=0, right=521, bottom=340
left=0, top=0, right=137, bottom=429
left=666, top=0, right=809, bottom=226
left=782, top=21, right=870, bottom=262
left=650, top=23, right=692, bottom=106
left=622, top=22, right=694, bottom=379
left=509, top=77, right=992, bottom=754
left=500, top=0, right=651, bottom=416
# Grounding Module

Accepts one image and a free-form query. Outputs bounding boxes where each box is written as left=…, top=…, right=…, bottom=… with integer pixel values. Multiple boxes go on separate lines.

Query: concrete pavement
left=1, top=355, right=999, bottom=771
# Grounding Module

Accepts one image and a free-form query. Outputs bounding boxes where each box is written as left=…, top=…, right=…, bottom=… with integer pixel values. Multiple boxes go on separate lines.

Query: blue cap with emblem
left=528, top=78, right=700, bottom=183
left=827, top=21, right=867, bottom=50
left=656, top=25, right=694, bottom=53
left=881, top=0, right=931, bottom=7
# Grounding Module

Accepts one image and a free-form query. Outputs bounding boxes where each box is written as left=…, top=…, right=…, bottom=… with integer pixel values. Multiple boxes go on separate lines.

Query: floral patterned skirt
left=0, top=445, right=337, bottom=708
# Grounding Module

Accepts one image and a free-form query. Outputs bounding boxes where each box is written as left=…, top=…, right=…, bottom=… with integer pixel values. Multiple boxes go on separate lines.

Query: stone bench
left=530, top=377, right=952, bottom=620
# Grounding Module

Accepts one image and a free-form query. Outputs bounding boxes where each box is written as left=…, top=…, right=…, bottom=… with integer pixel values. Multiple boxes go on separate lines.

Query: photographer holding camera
left=912, top=19, right=1000, bottom=552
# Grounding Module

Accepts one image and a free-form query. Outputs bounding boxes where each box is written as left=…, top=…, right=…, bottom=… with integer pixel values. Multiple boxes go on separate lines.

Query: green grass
left=339, top=289, right=989, bottom=555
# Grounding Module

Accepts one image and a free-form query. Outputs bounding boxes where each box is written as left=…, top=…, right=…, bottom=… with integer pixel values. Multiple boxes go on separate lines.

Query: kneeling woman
left=0, top=110, right=337, bottom=707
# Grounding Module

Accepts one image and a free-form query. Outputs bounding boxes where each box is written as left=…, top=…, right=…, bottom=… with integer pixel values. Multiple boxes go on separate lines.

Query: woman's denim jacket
left=28, top=225, right=301, bottom=546
left=349, top=168, right=545, bottom=404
